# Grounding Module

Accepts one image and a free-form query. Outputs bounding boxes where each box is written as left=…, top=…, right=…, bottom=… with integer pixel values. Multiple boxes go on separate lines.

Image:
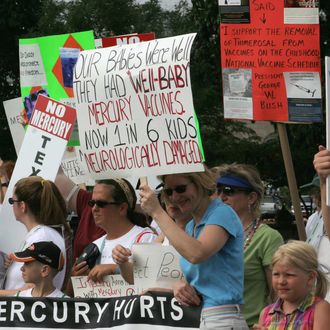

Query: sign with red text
left=73, top=33, right=204, bottom=179
left=95, top=32, right=156, bottom=48
left=0, top=95, right=76, bottom=253
left=326, top=57, right=330, bottom=207
left=72, top=274, right=141, bottom=298
left=220, top=0, right=321, bottom=122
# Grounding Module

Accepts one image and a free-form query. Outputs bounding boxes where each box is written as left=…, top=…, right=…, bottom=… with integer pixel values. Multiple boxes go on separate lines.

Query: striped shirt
left=260, top=294, right=320, bottom=329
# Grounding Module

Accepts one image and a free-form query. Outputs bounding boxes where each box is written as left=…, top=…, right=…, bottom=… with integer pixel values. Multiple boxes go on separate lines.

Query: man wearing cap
left=10, top=241, right=69, bottom=298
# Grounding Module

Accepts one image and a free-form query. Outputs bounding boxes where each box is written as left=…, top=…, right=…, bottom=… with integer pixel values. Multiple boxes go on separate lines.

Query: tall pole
left=277, top=123, right=306, bottom=241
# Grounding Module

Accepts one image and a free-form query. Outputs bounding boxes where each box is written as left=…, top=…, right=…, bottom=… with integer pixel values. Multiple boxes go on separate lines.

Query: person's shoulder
left=315, top=298, right=330, bottom=311
left=93, top=234, right=107, bottom=246
left=258, top=223, right=283, bottom=238
left=314, top=298, right=330, bottom=325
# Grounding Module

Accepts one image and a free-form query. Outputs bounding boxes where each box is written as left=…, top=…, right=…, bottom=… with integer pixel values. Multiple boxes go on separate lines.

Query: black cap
left=10, top=241, right=64, bottom=270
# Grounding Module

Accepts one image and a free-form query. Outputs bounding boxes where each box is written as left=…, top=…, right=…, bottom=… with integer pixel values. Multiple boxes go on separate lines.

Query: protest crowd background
left=1, top=1, right=330, bottom=330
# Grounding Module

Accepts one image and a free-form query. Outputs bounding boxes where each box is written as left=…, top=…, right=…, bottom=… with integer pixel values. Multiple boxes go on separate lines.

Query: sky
left=137, top=0, right=191, bottom=10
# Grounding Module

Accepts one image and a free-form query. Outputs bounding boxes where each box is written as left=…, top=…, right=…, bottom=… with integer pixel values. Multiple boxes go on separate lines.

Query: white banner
left=0, top=293, right=200, bottom=329
left=73, top=33, right=204, bottom=179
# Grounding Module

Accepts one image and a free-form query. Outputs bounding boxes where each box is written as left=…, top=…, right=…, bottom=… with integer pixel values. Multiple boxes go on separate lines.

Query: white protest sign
left=0, top=95, right=76, bottom=253
left=19, top=44, right=48, bottom=87
left=326, top=56, right=330, bottom=206
left=133, top=244, right=184, bottom=290
left=72, top=274, right=141, bottom=298
left=61, top=147, right=93, bottom=185
left=3, top=97, right=25, bottom=156
left=73, top=33, right=204, bottom=179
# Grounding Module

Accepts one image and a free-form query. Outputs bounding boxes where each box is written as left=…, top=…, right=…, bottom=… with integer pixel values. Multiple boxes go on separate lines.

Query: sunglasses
left=217, top=185, right=251, bottom=196
left=163, top=183, right=191, bottom=197
left=87, top=199, right=120, bottom=208
left=8, top=197, right=21, bottom=205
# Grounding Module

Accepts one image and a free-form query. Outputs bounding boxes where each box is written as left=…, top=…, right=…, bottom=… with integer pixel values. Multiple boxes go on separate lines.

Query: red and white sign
left=99, top=32, right=155, bottom=48
left=220, top=0, right=321, bottom=122
left=0, top=95, right=76, bottom=253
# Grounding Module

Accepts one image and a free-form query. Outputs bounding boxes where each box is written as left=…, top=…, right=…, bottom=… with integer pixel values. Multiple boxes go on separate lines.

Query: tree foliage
left=0, top=0, right=328, bottom=187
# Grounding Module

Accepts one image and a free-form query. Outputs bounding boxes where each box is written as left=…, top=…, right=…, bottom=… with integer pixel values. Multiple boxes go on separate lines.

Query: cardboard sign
left=133, top=244, right=184, bottom=290
left=3, top=97, right=26, bottom=156
left=220, top=0, right=321, bottom=122
left=71, top=275, right=141, bottom=298
left=326, top=56, right=330, bottom=207
left=19, top=31, right=94, bottom=145
left=73, top=33, right=204, bottom=179
left=0, top=95, right=76, bottom=253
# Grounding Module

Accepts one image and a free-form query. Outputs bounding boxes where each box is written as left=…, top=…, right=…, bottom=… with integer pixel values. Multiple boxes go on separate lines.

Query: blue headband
left=216, top=175, right=255, bottom=190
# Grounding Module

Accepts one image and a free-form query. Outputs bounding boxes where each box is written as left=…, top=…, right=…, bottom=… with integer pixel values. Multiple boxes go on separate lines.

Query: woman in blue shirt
left=140, top=166, right=248, bottom=329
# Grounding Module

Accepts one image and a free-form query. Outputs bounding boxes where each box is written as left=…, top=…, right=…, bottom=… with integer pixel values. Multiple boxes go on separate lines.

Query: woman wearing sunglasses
left=216, top=163, right=283, bottom=328
left=71, top=179, right=156, bottom=284
left=112, top=191, right=192, bottom=284
left=139, top=166, right=248, bottom=330
left=0, top=176, right=69, bottom=296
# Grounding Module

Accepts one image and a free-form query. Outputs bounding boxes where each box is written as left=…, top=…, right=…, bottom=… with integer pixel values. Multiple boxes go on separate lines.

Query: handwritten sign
left=73, top=33, right=204, bottom=179
left=0, top=95, right=76, bottom=253
left=3, top=97, right=25, bottom=156
left=133, top=244, right=184, bottom=290
left=71, top=275, right=141, bottom=298
left=220, top=0, right=321, bottom=122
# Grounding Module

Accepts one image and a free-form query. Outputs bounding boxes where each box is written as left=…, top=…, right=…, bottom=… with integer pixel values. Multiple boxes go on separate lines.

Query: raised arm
left=313, top=146, right=330, bottom=237
left=140, top=184, right=229, bottom=264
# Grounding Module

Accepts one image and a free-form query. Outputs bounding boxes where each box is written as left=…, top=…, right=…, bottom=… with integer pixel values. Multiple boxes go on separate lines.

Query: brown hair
left=216, top=163, right=264, bottom=218
left=14, top=176, right=70, bottom=233
left=97, top=178, right=149, bottom=228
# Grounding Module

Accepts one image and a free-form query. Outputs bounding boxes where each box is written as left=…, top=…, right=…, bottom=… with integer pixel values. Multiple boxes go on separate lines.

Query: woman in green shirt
left=216, top=163, right=284, bottom=328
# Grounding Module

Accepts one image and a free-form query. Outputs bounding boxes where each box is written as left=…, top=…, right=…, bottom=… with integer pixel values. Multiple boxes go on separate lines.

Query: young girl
left=254, top=240, right=330, bottom=330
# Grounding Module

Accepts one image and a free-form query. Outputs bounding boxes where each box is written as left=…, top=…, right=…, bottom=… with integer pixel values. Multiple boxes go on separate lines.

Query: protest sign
left=0, top=95, right=76, bottom=253
left=95, top=32, right=156, bottom=48
left=61, top=147, right=94, bottom=185
left=0, top=292, right=200, bottom=330
left=19, top=30, right=94, bottom=145
left=72, top=274, right=141, bottom=298
left=73, top=33, right=204, bottom=179
left=220, top=0, right=321, bottom=122
left=3, top=97, right=25, bottom=156
left=133, top=244, right=184, bottom=290
left=326, top=57, right=330, bottom=206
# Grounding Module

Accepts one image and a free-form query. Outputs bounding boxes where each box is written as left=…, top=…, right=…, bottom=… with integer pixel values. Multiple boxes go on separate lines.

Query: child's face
left=272, top=261, right=315, bottom=306
left=20, top=261, right=44, bottom=283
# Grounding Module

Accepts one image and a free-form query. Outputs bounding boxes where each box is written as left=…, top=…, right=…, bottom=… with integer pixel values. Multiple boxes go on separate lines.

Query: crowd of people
left=0, top=152, right=330, bottom=329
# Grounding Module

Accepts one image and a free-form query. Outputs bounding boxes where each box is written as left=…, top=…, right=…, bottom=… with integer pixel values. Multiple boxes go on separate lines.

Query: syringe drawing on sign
left=290, top=82, right=316, bottom=97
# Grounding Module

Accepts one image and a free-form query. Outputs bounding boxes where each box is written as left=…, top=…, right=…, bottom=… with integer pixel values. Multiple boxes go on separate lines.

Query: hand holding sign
left=112, top=244, right=132, bottom=265
left=139, top=183, right=164, bottom=219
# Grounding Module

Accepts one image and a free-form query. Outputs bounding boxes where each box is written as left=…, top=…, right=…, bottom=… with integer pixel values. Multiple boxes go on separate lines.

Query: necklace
left=244, top=219, right=260, bottom=251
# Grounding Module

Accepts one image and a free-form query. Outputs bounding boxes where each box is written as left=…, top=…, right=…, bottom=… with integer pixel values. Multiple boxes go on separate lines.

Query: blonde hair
left=160, top=164, right=216, bottom=198
left=216, top=163, right=264, bottom=218
left=272, top=240, right=328, bottom=298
